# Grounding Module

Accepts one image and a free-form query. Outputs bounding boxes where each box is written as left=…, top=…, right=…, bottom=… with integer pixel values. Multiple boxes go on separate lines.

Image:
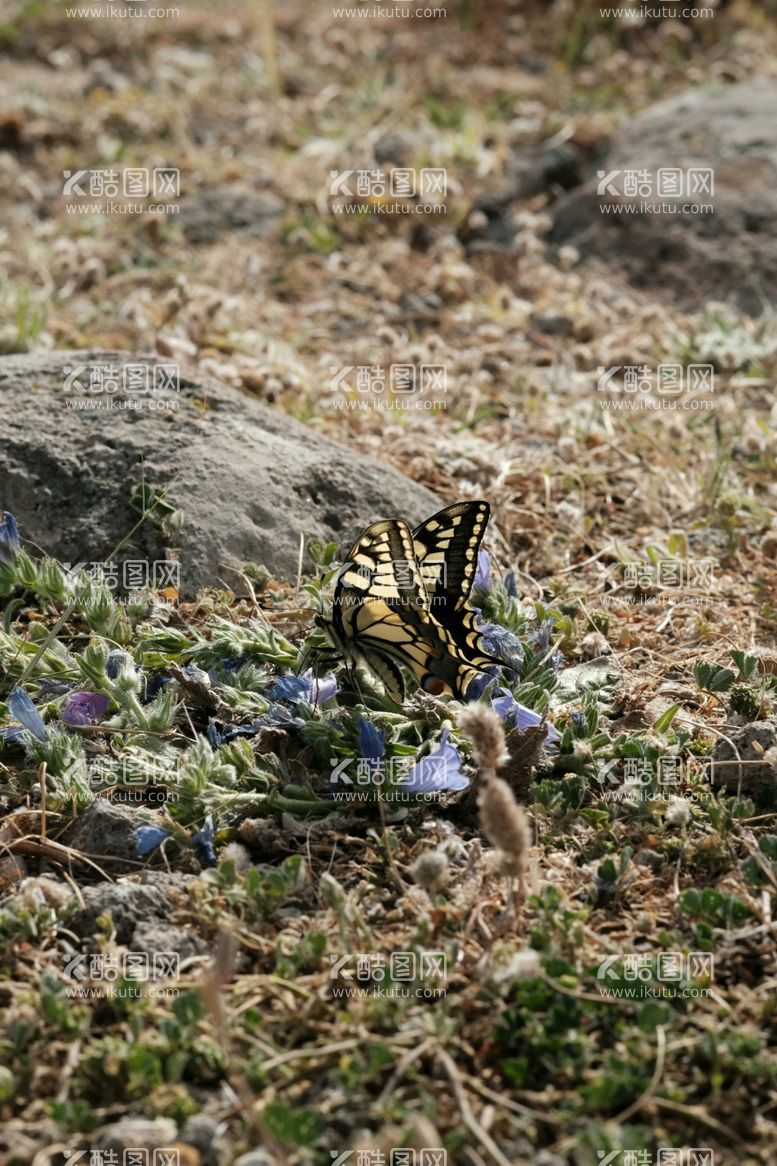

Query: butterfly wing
left=325, top=517, right=489, bottom=703
left=412, top=501, right=505, bottom=673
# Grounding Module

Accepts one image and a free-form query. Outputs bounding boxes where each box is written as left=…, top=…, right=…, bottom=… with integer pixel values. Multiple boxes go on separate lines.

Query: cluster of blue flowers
left=0, top=510, right=560, bottom=865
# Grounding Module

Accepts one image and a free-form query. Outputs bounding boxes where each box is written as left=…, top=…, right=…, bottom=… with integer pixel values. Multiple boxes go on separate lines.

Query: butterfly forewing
left=412, top=501, right=504, bottom=673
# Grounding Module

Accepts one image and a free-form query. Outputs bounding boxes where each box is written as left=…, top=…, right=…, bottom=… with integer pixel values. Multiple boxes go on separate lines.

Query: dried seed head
left=477, top=775, right=532, bottom=874
left=665, top=796, right=692, bottom=826
left=220, top=842, right=251, bottom=872
left=410, top=847, right=450, bottom=894
left=457, top=703, right=509, bottom=772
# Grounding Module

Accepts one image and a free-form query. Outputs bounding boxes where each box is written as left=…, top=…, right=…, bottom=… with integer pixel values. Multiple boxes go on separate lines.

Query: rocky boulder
left=0, top=350, right=440, bottom=594
left=551, top=80, right=777, bottom=314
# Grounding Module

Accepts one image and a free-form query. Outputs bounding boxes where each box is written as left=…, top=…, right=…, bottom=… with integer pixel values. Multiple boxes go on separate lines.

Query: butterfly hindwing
left=326, top=518, right=450, bottom=702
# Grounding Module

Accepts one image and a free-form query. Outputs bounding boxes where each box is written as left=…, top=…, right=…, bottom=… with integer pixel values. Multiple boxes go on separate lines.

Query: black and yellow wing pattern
left=322, top=508, right=501, bottom=704
left=412, top=501, right=504, bottom=674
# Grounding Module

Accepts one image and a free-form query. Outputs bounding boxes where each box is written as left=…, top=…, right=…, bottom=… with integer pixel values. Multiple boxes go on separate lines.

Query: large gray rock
left=0, top=350, right=439, bottom=594
left=551, top=80, right=777, bottom=314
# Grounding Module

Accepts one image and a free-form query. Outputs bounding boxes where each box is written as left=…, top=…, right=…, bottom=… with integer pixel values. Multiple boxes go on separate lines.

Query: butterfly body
left=318, top=501, right=504, bottom=704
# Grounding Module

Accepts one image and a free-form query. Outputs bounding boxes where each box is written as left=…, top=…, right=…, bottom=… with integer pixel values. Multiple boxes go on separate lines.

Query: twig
left=436, top=1045, right=516, bottom=1166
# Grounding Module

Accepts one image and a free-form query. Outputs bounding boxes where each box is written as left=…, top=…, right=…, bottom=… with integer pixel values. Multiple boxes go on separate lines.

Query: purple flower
left=134, top=824, right=172, bottom=857
left=0, top=512, right=20, bottom=564
left=474, top=548, right=491, bottom=590
left=61, top=691, right=109, bottom=727
left=6, top=688, right=47, bottom=741
left=491, top=687, right=560, bottom=745
left=303, top=668, right=338, bottom=706
left=400, top=729, right=469, bottom=794
left=192, top=814, right=217, bottom=867
left=503, top=568, right=518, bottom=598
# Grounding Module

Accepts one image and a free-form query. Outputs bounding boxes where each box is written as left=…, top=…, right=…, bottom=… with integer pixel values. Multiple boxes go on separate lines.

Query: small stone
left=635, top=849, right=664, bottom=871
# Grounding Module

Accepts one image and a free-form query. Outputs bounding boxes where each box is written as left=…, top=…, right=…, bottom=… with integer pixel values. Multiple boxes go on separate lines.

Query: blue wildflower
left=528, top=619, right=553, bottom=652
left=491, top=687, right=560, bottom=745
left=503, top=568, right=518, bottom=598
left=268, top=674, right=311, bottom=703
left=474, top=548, right=491, bottom=590
left=207, top=705, right=298, bottom=748
left=143, top=674, right=171, bottom=702
left=62, top=691, right=109, bottom=727
left=401, top=729, right=469, bottom=794
left=481, top=623, right=524, bottom=673
left=358, top=717, right=385, bottom=776
left=7, top=688, right=47, bottom=741
left=464, top=667, right=501, bottom=702
left=527, top=619, right=563, bottom=671
left=268, top=670, right=338, bottom=708
left=134, top=824, right=172, bottom=857
left=0, top=512, right=20, bottom=564
left=192, top=815, right=217, bottom=867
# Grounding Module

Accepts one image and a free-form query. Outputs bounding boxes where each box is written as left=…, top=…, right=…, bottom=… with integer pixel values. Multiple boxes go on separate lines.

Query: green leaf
left=693, top=661, right=736, bottom=693
left=653, top=703, right=681, bottom=735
